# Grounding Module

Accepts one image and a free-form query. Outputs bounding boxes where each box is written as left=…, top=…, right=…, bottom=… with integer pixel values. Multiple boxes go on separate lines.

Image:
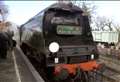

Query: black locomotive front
left=20, top=3, right=98, bottom=67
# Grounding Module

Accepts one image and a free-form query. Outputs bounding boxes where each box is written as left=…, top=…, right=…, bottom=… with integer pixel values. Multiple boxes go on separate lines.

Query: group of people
left=0, top=31, right=16, bottom=59
left=0, top=21, right=16, bottom=59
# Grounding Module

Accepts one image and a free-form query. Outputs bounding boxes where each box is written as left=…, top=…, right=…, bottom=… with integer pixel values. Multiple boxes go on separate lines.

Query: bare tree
left=0, top=1, right=9, bottom=21
left=71, top=1, right=96, bottom=24
left=94, top=16, right=115, bottom=31
left=94, top=16, right=107, bottom=31
left=57, top=1, right=96, bottom=24
left=105, top=19, right=113, bottom=31
left=82, top=2, right=96, bottom=23
left=113, top=24, right=120, bottom=32
left=0, top=1, right=9, bottom=31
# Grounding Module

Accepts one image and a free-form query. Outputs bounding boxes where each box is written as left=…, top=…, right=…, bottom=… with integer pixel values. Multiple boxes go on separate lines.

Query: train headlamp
left=91, top=54, right=94, bottom=59
left=49, top=42, right=59, bottom=53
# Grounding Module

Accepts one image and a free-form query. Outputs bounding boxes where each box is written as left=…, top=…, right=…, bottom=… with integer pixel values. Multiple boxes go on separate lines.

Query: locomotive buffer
left=0, top=45, right=44, bottom=82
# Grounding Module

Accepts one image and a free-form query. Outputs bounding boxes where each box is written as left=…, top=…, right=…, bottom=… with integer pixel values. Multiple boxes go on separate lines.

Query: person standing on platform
left=0, top=21, right=17, bottom=59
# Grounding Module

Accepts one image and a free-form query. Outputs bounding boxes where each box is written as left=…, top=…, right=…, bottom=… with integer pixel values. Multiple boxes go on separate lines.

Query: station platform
left=0, top=45, right=44, bottom=82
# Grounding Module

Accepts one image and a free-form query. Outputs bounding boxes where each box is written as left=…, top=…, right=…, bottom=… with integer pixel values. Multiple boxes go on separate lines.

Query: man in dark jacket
left=0, top=31, right=15, bottom=59
left=0, top=32, right=9, bottom=59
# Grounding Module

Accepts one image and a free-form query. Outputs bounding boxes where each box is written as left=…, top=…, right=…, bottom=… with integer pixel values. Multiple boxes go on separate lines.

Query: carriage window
left=23, top=16, right=43, bottom=32
left=57, top=25, right=82, bottom=35
left=23, top=10, right=44, bottom=32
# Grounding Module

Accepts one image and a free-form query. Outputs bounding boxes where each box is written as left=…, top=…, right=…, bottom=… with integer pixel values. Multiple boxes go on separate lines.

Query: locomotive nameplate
left=57, top=25, right=82, bottom=35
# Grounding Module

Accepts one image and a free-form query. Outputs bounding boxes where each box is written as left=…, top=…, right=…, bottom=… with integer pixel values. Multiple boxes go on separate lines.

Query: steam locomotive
left=20, top=2, right=100, bottom=81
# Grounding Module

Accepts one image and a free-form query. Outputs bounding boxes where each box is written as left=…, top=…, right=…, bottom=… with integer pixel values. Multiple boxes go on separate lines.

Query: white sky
left=3, top=1, right=120, bottom=25
left=4, top=1, right=56, bottom=25
left=94, top=1, right=120, bottom=24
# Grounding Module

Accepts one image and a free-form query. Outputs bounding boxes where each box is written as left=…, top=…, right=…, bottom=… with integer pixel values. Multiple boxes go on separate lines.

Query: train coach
left=20, top=2, right=100, bottom=82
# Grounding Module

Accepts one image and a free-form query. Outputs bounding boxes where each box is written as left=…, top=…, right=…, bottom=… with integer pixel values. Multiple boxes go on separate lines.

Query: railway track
left=28, top=57, right=120, bottom=82
left=93, top=61, right=120, bottom=82
left=97, top=47, right=120, bottom=82
left=19, top=45, right=120, bottom=82
left=25, top=55, right=120, bottom=82
left=98, top=67, right=119, bottom=82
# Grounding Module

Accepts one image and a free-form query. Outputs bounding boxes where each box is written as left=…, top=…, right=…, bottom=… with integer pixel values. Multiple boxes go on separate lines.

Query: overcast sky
left=4, top=1, right=56, bottom=25
left=2, top=1, right=120, bottom=25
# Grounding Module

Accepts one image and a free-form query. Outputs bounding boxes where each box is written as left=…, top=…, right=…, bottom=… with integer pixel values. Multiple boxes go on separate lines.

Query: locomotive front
left=43, top=3, right=99, bottom=77
left=20, top=3, right=100, bottom=81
